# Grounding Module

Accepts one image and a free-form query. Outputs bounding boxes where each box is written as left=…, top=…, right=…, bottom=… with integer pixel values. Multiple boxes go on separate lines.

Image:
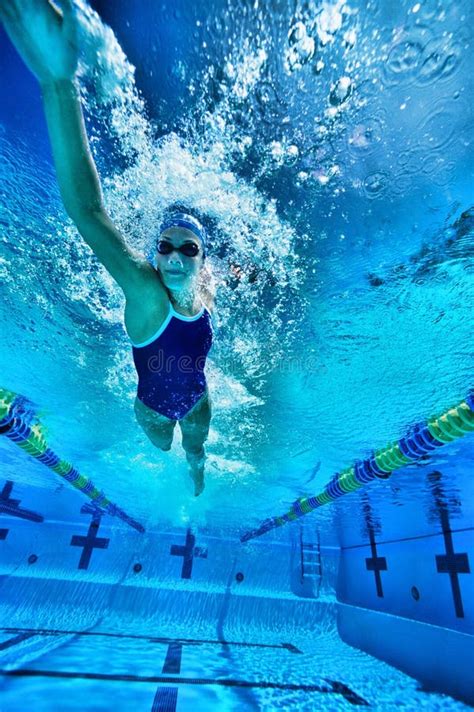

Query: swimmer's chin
left=164, top=273, right=186, bottom=282
left=162, top=272, right=191, bottom=289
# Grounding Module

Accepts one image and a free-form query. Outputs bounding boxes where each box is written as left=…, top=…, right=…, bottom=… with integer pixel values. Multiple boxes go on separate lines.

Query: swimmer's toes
left=194, top=479, right=205, bottom=497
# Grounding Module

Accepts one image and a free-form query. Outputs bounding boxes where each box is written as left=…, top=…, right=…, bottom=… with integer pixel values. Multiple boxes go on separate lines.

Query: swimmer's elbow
left=67, top=208, right=143, bottom=291
left=63, top=197, right=105, bottom=227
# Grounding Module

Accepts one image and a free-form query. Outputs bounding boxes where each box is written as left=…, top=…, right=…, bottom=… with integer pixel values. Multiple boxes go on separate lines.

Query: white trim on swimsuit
left=131, top=301, right=205, bottom=348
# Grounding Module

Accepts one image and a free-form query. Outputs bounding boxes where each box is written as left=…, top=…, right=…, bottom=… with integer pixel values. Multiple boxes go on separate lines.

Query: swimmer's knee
left=138, top=423, right=174, bottom=451
left=181, top=430, right=208, bottom=454
left=185, top=443, right=205, bottom=454
left=148, top=432, right=173, bottom=451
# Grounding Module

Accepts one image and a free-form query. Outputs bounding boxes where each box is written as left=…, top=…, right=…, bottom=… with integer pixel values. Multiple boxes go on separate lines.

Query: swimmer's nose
left=168, top=253, right=183, bottom=267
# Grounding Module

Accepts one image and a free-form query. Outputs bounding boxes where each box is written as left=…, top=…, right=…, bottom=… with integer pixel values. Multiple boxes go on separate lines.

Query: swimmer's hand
left=0, top=0, right=78, bottom=85
left=1, top=0, right=160, bottom=301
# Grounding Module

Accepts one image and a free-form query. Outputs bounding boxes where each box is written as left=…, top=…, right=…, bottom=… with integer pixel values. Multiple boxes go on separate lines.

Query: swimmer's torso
left=131, top=299, right=213, bottom=420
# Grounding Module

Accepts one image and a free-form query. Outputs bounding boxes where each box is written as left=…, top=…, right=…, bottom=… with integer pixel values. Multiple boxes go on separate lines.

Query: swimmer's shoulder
left=126, top=259, right=167, bottom=301
left=124, top=263, right=170, bottom=343
left=125, top=260, right=169, bottom=316
left=199, top=263, right=216, bottom=315
left=200, top=286, right=215, bottom=316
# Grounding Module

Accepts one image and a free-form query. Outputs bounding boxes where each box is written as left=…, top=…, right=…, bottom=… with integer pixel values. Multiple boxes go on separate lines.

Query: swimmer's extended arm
left=40, top=79, right=151, bottom=294
left=0, top=0, right=162, bottom=300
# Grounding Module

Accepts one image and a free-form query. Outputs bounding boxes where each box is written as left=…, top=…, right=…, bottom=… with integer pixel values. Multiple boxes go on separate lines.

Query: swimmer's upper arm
left=73, top=208, right=163, bottom=298
left=202, top=291, right=215, bottom=314
left=199, top=263, right=216, bottom=313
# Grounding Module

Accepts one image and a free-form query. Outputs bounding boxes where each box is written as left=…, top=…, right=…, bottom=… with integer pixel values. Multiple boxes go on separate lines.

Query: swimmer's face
left=156, top=227, right=204, bottom=290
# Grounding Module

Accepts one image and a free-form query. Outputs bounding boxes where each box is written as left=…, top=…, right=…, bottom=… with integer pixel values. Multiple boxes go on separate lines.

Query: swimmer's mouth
left=165, top=269, right=185, bottom=276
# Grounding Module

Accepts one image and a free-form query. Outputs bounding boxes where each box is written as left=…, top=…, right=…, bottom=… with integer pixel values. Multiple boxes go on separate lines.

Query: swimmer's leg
left=178, top=390, right=212, bottom=497
left=134, top=397, right=177, bottom=451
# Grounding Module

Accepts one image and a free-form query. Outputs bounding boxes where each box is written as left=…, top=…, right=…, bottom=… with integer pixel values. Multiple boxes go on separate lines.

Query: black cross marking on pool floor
left=0, top=481, right=44, bottom=523
left=428, top=472, right=470, bottom=618
left=0, top=528, right=8, bottom=541
left=70, top=518, right=109, bottom=570
left=170, top=529, right=207, bottom=579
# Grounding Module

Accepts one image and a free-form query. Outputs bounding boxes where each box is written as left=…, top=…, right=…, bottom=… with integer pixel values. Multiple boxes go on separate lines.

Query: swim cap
left=159, top=212, right=207, bottom=256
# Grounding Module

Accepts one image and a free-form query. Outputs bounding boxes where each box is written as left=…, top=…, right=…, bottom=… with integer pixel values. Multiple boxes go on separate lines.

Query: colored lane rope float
left=241, top=392, right=474, bottom=543
left=0, top=386, right=145, bottom=533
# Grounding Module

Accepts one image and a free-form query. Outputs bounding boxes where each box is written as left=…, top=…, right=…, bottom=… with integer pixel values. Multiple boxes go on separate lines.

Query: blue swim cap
left=159, top=212, right=207, bottom=256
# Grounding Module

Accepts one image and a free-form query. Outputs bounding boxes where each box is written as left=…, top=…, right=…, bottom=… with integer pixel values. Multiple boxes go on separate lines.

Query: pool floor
left=0, top=624, right=469, bottom=710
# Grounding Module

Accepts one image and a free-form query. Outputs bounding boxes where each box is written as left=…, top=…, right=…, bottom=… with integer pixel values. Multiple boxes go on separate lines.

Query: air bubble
left=416, top=37, right=462, bottom=85
left=347, top=116, right=384, bottom=154
left=383, top=25, right=434, bottom=86
left=329, top=77, right=353, bottom=106
left=363, top=171, right=388, bottom=197
left=256, top=81, right=278, bottom=107
left=286, top=21, right=316, bottom=72
left=417, top=100, right=461, bottom=151
left=386, top=41, right=424, bottom=78
left=397, top=148, right=426, bottom=174
left=254, top=81, right=283, bottom=123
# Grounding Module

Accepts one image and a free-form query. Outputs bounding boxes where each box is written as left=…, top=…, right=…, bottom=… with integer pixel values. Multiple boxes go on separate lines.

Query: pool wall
left=335, top=455, right=473, bottom=706
left=0, top=478, right=336, bottom=643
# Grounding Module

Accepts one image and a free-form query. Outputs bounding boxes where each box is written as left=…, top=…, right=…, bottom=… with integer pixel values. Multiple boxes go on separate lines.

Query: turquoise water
left=1, top=0, right=473, bottom=709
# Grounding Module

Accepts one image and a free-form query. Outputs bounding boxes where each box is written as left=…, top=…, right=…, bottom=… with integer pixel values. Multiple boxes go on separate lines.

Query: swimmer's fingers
left=0, top=0, right=22, bottom=24
left=1, top=0, right=79, bottom=82
left=58, top=0, right=76, bottom=27
left=0, top=0, right=73, bottom=33
left=0, top=0, right=44, bottom=22
left=0, top=0, right=53, bottom=36
left=53, top=0, right=79, bottom=48
left=59, top=0, right=74, bottom=11
left=0, top=2, right=31, bottom=59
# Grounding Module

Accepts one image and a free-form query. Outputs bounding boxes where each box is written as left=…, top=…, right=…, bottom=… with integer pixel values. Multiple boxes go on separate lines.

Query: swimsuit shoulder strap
left=169, top=299, right=205, bottom=321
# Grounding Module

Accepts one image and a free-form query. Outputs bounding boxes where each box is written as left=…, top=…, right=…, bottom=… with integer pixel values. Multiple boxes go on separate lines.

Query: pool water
left=0, top=0, right=473, bottom=709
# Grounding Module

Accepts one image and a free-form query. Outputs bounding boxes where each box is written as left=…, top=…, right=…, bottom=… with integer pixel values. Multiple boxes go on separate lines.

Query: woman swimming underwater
left=0, top=0, right=213, bottom=496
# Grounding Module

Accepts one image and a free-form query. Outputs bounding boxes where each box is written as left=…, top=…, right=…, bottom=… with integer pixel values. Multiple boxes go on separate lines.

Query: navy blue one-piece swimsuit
left=131, top=301, right=213, bottom=420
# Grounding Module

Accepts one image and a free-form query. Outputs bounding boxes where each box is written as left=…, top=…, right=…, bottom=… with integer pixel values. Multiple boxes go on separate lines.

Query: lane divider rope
left=0, top=386, right=145, bottom=533
left=241, top=391, right=474, bottom=542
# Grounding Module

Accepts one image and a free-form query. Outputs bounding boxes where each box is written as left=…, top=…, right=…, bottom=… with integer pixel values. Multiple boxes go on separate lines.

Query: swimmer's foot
left=186, top=448, right=206, bottom=497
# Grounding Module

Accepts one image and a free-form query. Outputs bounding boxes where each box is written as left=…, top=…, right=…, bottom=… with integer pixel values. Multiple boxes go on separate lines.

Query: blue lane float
left=0, top=386, right=145, bottom=533
left=241, top=392, right=474, bottom=543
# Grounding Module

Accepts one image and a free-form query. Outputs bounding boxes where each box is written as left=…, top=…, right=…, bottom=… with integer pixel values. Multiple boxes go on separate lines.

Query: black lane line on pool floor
left=0, top=627, right=301, bottom=654
left=152, top=686, right=178, bottom=712
left=0, top=669, right=369, bottom=706
left=281, top=643, right=303, bottom=654
left=152, top=643, right=183, bottom=712
left=0, top=632, right=38, bottom=651
left=161, top=643, right=182, bottom=675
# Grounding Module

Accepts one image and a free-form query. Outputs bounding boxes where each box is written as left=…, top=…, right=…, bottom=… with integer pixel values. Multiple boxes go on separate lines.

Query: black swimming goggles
left=156, top=240, right=201, bottom=257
